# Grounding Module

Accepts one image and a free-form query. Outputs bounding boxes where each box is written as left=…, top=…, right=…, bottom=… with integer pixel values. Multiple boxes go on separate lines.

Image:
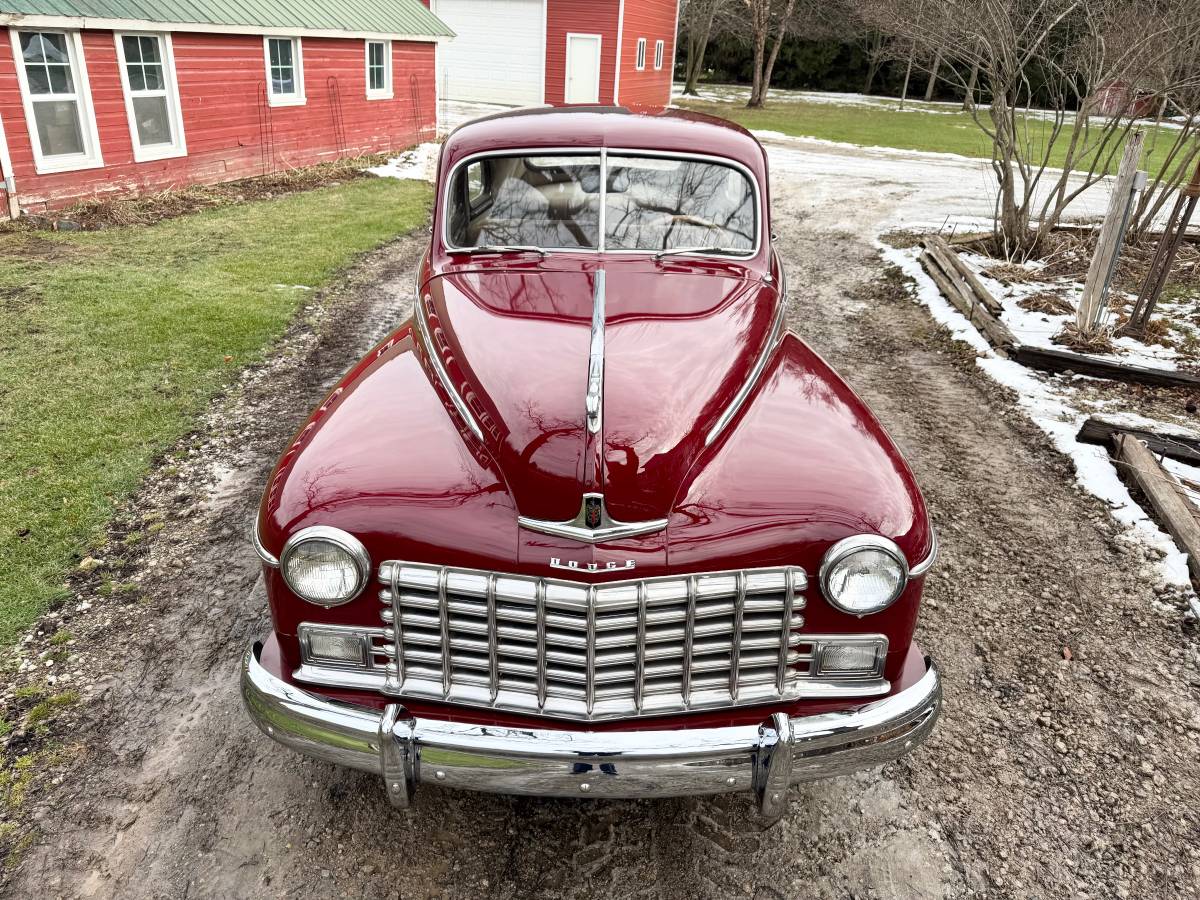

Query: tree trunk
left=747, top=4, right=767, bottom=108
left=898, top=45, right=914, bottom=110
left=962, top=62, right=979, bottom=111
left=923, top=50, right=942, bottom=103
left=746, top=0, right=794, bottom=108
left=755, top=0, right=794, bottom=108
left=990, top=90, right=1030, bottom=255
left=683, top=3, right=717, bottom=96
left=861, top=32, right=882, bottom=95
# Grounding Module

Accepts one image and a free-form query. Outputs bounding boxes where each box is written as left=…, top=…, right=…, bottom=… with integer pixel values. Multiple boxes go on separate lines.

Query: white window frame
left=365, top=38, right=392, bottom=100
left=263, top=36, right=305, bottom=107
left=635, top=37, right=646, bottom=71
left=654, top=39, right=664, bottom=71
left=113, top=32, right=186, bottom=163
left=9, top=28, right=103, bottom=174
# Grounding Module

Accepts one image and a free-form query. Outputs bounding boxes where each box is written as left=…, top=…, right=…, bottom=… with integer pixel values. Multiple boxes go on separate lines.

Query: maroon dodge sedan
left=241, top=106, right=940, bottom=822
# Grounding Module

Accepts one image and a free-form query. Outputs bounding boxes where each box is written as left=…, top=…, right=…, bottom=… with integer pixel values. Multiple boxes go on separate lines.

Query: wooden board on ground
left=1077, top=416, right=1200, bottom=465
left=924, top=235, right=1005, bottom=316
left=919, top=242, right=1017, bottom=352
left=1012, top=345, right=1200, bottom=389
left=1115, top=433, right=1200, bottom=583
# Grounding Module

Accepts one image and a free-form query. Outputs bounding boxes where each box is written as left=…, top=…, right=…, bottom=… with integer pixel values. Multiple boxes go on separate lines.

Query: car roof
left=440, top=106, right=768, bottom=182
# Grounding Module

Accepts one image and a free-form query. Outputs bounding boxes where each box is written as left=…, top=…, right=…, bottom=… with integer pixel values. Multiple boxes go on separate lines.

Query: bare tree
left=738, top=0, right=860, bottom=107
left=859, top=0, right=1200, bottom=257
left=860, top=30, right=886, bottom=95
left=742, top=0, right=798, bottom=108
left=679, top=0, right=736, bottom=96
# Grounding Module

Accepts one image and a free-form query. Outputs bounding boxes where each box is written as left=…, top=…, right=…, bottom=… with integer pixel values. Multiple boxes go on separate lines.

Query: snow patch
left=368, top=143, right=440, bottom=183
left=879, top=237, right=1194, bottom=590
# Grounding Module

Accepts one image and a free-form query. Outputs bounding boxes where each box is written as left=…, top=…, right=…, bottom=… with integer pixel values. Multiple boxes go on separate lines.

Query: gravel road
left=4, top=151, right=1199, bottom=899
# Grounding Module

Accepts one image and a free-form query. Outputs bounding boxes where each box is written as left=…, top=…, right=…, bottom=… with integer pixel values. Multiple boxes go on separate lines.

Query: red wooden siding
left=0, top=30, right=436, bottom=213
left=544, top=0, right=620, bottom=105
left=617, top=0, right=676, bottom=108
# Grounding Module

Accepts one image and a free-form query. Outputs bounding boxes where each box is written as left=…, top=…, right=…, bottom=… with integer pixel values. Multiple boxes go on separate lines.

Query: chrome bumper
left=241, top=642, right=940, bottom=821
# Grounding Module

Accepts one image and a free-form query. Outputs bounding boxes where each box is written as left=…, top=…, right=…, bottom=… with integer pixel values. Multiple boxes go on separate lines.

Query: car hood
left=421, top=261, right=778, bottom=523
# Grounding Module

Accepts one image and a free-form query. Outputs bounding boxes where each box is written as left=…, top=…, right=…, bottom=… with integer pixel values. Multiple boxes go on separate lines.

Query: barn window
left=11, top=29, right=103, bottom=173
left=654, top=40, right=664, bottom=70
left=635, top=38, right=646, bottom=71
left=366, top=40, right=392, bottom=99
left=116, top=33, right=186, bottom=162
left=264, top=37, right=305, bottom=106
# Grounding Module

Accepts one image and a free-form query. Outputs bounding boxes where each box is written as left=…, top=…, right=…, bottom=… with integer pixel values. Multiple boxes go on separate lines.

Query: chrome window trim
left=279, top=525, right=372, bottom=608
left=251, top=513, right=279, bottom=568
left=908, top=529, right=938, bottom=578
left=819, top=534, right=909, bottom=617
left=438, top=146, right=764, bottom=259
left=414, top=292, right=485, bottom=442
left=517, top=491, right=667, bottom=543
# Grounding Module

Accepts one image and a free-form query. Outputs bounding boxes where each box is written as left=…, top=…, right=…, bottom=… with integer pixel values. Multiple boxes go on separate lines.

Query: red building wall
left=0, top=30, right=437, bottom=213
left=544, top=0, right=621, bottom=105
left=616, top=0, right=677, bottom=108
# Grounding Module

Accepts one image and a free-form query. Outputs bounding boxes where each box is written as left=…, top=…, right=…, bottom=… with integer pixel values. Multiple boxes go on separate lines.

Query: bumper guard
left=241, top=642, right=940, bottom=821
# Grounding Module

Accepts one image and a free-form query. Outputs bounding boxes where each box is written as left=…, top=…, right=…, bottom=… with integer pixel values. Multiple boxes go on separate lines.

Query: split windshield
left=445, top=153, right=757, bottom=254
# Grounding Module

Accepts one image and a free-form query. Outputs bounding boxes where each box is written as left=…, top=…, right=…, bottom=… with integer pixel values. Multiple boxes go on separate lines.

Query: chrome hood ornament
left=519, top=492, right=667, bottom=544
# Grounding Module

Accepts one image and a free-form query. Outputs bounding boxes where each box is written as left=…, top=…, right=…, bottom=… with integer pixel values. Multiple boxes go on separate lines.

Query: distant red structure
left=1091, top=81, right=1158, bottom=118
left=0, top=1, right=450, bottom=214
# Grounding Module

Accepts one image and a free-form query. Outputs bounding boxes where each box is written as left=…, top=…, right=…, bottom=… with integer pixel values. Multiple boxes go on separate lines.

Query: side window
left=654, top=40, right=664, bottom=71
left=264, top=36, right=304, bottom=106
left=116, top=33, right=186, bottom=161
left=366, top=39, right=392, bottom=99
left=465, top=161, right=491, bottom=215
left=13, top=30, right=103, bottom=172
left=635, top=38, right=646, bottom=71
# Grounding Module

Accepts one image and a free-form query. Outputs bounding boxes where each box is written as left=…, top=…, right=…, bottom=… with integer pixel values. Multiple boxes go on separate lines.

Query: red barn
left=430, top=0, right=678, bottom=109
left=0, top=0, right=453, bottom=215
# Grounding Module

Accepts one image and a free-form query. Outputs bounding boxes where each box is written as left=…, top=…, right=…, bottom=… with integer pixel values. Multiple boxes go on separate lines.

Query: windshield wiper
left=449, top=245, right=548, bottom=258
left=654, top=246, right=747, bottom=260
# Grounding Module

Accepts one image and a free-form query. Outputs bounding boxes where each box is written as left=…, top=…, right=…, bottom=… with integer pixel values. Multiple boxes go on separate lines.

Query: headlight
left=280, top=526, right=370, bottom=607
left=819, top=535, right=908, bottom=616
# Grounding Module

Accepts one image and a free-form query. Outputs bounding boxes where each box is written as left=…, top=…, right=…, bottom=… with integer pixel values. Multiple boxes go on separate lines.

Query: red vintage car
left=241, top=107, right=940, bottom=821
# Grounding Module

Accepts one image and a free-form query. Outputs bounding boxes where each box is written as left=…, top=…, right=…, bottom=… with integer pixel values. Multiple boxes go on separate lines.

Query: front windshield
left=445, top=153, right=757, bottom=254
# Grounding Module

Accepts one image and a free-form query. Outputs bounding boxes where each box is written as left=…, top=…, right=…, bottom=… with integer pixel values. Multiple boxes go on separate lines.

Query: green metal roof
left=0, top=0, right=454, bottom=39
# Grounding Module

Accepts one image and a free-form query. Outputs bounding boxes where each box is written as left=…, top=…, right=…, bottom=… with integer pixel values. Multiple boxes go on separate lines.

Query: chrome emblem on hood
left=550, top=558, right=636, bottom=573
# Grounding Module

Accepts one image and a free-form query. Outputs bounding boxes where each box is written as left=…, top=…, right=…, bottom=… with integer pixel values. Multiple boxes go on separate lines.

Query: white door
left=434, top=0, right=544, bottom=105
left=564, top=34, right=601, bottom=104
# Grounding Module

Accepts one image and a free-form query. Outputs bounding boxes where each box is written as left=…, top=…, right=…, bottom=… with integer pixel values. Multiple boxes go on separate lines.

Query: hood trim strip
left=704, top=291, right=786, bottom=448
left=585, top=269, right=606, bottom=435
left=415, top=293, right=485, bottom=442
left=518, top=492, right=667, bottom=544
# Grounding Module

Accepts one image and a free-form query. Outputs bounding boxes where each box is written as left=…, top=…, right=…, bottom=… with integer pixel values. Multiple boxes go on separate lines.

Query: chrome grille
left=376, top=561, right=811, bottom=721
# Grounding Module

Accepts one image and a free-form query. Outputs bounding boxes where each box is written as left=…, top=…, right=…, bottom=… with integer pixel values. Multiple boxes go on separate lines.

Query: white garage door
left=434, top=0, right=544, bottom=105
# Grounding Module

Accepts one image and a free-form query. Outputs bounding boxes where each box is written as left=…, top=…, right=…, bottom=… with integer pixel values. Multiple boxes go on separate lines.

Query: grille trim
left=374, top=561, right=835, bottom=722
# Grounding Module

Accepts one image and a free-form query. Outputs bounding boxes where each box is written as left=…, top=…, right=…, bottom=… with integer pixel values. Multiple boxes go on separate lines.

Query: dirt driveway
left=4, top=149, right=1200, bottom=900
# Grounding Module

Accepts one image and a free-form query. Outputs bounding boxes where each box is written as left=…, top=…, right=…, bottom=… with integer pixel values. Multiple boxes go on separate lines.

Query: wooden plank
left=1012, top=344, right=1200, bottom=389
left=925, top=235, right=1005, bottom=316
left=1077, top=416, right=1200, bottom=465
left=1115, top=433, right=1200, bottom=583
left=919, top=249, right=1018, bottom=351
left=1054, top=222, right=1200, bottom=245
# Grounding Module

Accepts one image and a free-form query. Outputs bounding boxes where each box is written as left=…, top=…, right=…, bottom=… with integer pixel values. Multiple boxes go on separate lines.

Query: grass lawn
left=675, top=95, right=1190, bottom=175
left=0, top=177, right=431, bottom=647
